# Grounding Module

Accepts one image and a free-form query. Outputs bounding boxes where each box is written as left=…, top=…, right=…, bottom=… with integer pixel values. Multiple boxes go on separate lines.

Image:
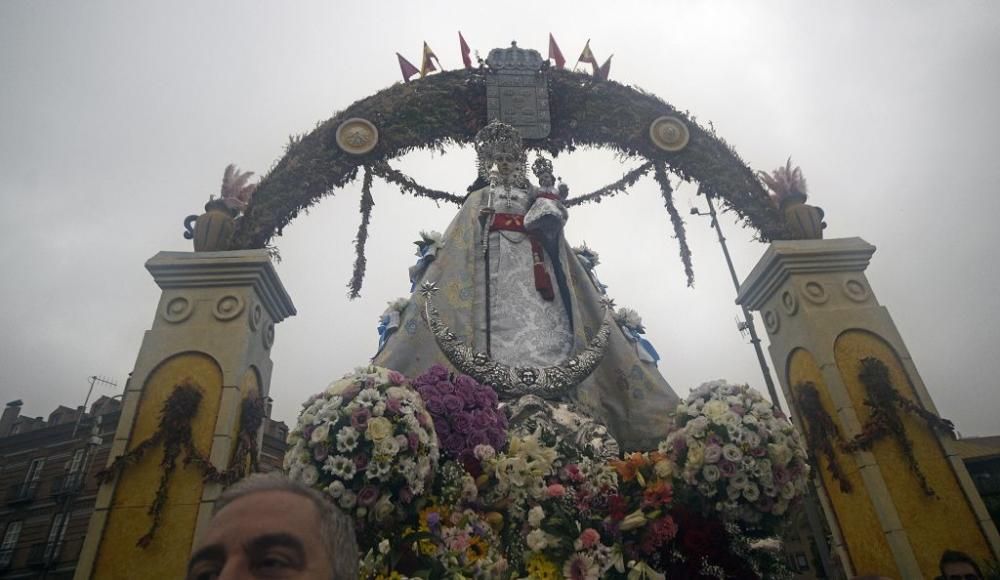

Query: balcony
left=50, top=473, right=84, bottom=497
left=6, top=481, right=37, bottom=505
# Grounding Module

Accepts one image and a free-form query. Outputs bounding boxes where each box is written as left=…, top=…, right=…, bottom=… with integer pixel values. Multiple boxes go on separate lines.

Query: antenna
left=72, top=375, right=119, bottom=438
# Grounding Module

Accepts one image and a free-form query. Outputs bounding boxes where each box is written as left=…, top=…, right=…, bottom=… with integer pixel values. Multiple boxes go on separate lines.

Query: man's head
left=187, top=473, right=358, bottom=580
left=939, top=550, right=983, bottom=580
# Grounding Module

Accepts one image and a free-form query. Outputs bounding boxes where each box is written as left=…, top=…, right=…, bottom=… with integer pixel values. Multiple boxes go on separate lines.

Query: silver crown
left=485, top=41, right=545, bottom=72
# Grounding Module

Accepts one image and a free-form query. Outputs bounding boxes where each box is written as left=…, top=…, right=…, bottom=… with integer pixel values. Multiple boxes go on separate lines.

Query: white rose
left=703, top=400, right=730, bottom=423
left=686, top=442, right=705, bottom=467
left=526, top=529, right=550, bottom=552
left=300, top=464, right=319, bottom=486
left=743, top=483, right=761, bottom=502
left=703, top=464, right=721, bottom=483
left=339, top=490, right=357, bottom=509
left=654, top=459, right=674, bottom=479
left=326, top=480, right=345, bottom=498
left=311, top=424, right=330, bottom=444
left=528, top=505, right=545, bottom=528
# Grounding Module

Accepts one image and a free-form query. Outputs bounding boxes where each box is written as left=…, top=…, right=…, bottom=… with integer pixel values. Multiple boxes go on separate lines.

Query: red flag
left=596, top=55, right=612, bottom=80
left=397, top=53, right=419, bottom=82
left=459, top=32, right=472, bottom=69
left=575, top=39, right=599, bottom=74
left=420, top=42, right=440, bottom=78
left=548, top=33, right=565, bottom=69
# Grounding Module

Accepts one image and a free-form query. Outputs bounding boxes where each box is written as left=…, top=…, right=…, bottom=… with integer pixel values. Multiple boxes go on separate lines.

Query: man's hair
left=939, top=549, right=982, bottom=578
left=214, top=472, right=359, bottom=580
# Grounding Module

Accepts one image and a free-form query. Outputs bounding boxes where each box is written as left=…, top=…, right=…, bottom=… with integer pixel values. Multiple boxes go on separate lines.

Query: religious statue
left=374, top=121, right=679, bottom=451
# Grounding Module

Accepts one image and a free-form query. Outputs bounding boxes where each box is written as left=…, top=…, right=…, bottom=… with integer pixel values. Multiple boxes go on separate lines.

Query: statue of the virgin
left=374, top=121, right=679, bottom=451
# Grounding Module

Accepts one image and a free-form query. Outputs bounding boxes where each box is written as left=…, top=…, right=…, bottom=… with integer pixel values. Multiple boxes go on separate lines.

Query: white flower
left=300, top=464, right=319, bottom=486
left=336, top=426, right=360, bottom=453
left=339, top=490, right=357, bottom=509
left=526, top=529, right=551, bottom=552
left=730, top=472, right=749, bottom=489
left=780, top=482, right=797, bottom=500
left=703, top=400, right=730, bottom=423
left=357, top=388, right=381, bottom=406
left=326, top=480, right=345, bottom=498
left=654, top=459, right=674, bottom=479
left=687, top=416, right=709, bottom=437
left=722, top=444, right=743, bottom=463
left=703, top=464, right=721, bottom=483
left=474, top=444, right=496, bottom=462
left=743, top=483, right=761, bottom=502
left=372, top=401, right=387, bottom=417
left=703, top=445, right=722, bottom=464
left=378, top=539, right=391, bottom=555
left=367, top=459, right=391, bottom=481
left=323, top=455, right=356, bottom=480
left=528, top=505, right=545, bottom=528
left=769, top=443, right=793, bottom=466
left=310, top=424, right=330, bottom=444
left=376, top=437, right=401, bottom=457
left=686, top=442, right=705, bottom=467
left=374, top=495, right=395, bottom=521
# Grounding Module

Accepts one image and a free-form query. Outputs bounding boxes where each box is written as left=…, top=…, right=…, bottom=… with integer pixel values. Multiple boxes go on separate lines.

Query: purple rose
left=443, top=395, right=463, bottom=413
left=439, top=381, right=457, bottom=396
left=351, top=407, right=371, bottom=430
left=354, top=454, right=369, bottom=470
left=302, top=425, right=315, bottom=440
left=416, top=411, right=432, bottom=429
left=672, top=437, right=688, bottom=455
left=486, top=428, right=506, bottom=449
left=731, top=404, right=746, bottom=416
left=773, top=467, right=790, bottom=486
left=455, top=374, right=479, bottom=390
left=357, top=485, right=379, bottom=507
left=313, top=443, right=329, bottom=462
left=750, top=446, right=767, bottom=457
left=386, top=397, right=402, bottom=415
left=467, top=431, right=490, bottom=447
left=387, top=370, right=406, bottom=385
left=444, top=434, right=464, bottom=452
left=341, top=383, right=362, bottom=401
left=407, top=432, right=420, bottom=452
left=719, top=460, right=737, bottom=478
left=400, top=485, right=414, bottom=504
left=706, top=433, right=722, bottom=446
left=457, top=387, right=477, bottom=407
left=429, top=364, right=449, bottom=379
left=452, top=413, right=473, bottom=433
left=424, top=397, right=446, bottom=415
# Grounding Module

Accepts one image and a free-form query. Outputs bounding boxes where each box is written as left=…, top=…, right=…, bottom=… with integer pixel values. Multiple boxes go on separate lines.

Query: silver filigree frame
left=420, top=282, right=611, bottom=400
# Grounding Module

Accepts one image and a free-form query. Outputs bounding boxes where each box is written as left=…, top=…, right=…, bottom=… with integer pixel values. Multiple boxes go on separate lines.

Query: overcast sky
left=1, top=1, right=998, bottom=437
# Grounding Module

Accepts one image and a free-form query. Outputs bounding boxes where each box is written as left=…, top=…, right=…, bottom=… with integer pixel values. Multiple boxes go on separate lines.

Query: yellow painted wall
left=833, top=330, right=992, bottom=576
left=92, top=353, right=223, bottom=580
left=788, top=348, right=896, bottom=576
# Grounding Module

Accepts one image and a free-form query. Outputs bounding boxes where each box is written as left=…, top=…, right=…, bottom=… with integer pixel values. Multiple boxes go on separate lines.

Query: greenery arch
left=232, top=67, right=788, bottom=295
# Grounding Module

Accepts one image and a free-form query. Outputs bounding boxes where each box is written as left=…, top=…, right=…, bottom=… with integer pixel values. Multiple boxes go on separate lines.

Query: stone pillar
left=736, top=237, right=1000, bottom=578
left=75, top=250, right=295, bottom=580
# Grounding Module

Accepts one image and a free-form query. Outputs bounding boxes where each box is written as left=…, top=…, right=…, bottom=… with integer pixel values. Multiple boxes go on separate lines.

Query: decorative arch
left=232, top=68, right=788, bottom=292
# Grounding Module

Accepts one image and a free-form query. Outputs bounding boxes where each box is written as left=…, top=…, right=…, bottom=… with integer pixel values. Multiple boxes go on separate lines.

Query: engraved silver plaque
left=485, top=42, right=550, bottom=139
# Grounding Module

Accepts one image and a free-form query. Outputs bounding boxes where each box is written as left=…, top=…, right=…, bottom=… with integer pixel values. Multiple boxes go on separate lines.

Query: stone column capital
left=736, top=237, right=876, bottom=310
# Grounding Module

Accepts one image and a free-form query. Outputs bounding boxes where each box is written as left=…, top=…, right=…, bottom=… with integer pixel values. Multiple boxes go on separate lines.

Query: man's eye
left=189, top=564, right=220, bottom=580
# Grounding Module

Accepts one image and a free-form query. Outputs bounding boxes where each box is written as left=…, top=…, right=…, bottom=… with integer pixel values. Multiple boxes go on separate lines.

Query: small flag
left=576, top=39, right=599, bottom=74
left=397, top=53, right=419, bottom=82
left=548, top=33, right=565, bottom=69
left=420, top=42, right=441, bottom=78
left=596, top=55, right=613, bottom=80
left=459, top=32, right=472, bottom=69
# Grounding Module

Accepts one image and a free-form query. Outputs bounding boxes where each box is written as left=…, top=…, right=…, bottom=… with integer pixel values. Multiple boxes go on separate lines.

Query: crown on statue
left=485, top=41, right=545, bottom=72
left=474, top=121, right=526, bottom=178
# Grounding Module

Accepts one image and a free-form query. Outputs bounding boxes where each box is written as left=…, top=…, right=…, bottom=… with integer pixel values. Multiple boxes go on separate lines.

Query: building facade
left=0, top=398, right=287, bottom=579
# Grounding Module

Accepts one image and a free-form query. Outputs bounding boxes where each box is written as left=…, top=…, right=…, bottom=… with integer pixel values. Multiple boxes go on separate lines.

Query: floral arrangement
left=614, top=307, right=660, bottom=365
left=412, top=364, right=508, bottom=468
left=289, top=368, right=803, bottom=579
left=572, top=244, right=608, bottom=295
left=284, top=366, right=440, bottom=543
left=662, top=381, right=810, bottom=526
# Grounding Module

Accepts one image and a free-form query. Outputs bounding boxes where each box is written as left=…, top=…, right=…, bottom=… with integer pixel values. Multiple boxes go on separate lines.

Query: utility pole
left=691, top=193, right=838, bottom=579
left=690, top=194, right=781, bottom=409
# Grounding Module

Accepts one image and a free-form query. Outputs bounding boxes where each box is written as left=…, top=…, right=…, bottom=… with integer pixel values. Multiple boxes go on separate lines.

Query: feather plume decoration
left=220, top=164, right=258, bottom=211
left=758, top=157, right=807, bottom=205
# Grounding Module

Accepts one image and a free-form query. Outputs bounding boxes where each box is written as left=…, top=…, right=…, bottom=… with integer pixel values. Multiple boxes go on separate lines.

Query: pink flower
left=387, top=370, right=406, bottom=385
left=578, top=527, right=600, bottom=549
left=546, top=483, right=566, bottom=498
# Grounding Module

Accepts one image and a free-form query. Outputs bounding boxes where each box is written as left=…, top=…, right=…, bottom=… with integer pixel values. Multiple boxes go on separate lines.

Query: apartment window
left=44, top=513, right=68, bottom=563
left=67, top=449, right=84, bottom=475
left=0, top=521, right=22, bottom=568
left=24, top=458, right=45, bottom=486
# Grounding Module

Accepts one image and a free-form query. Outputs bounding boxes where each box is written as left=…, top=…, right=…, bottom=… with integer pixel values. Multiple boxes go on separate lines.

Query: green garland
left=96, top=380, right=212, bottom=548
left=196, top=396, right=265, bottom=486
left=653, top=162, right=694, bottom=287
left=794, top=381, right=852, bottom=493
left=348, top=166, right=375, bottom=298
left=96, top=383, right=266, bottom=547
left=564, top=161, right=653, bottom=207
left=231, top=68, right=788, bottom=285
left=842, top=357, right=955, bottom=497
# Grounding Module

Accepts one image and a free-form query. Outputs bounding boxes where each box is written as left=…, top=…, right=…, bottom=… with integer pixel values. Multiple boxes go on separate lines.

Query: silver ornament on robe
left=420, top=281, right=611, bottom=400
